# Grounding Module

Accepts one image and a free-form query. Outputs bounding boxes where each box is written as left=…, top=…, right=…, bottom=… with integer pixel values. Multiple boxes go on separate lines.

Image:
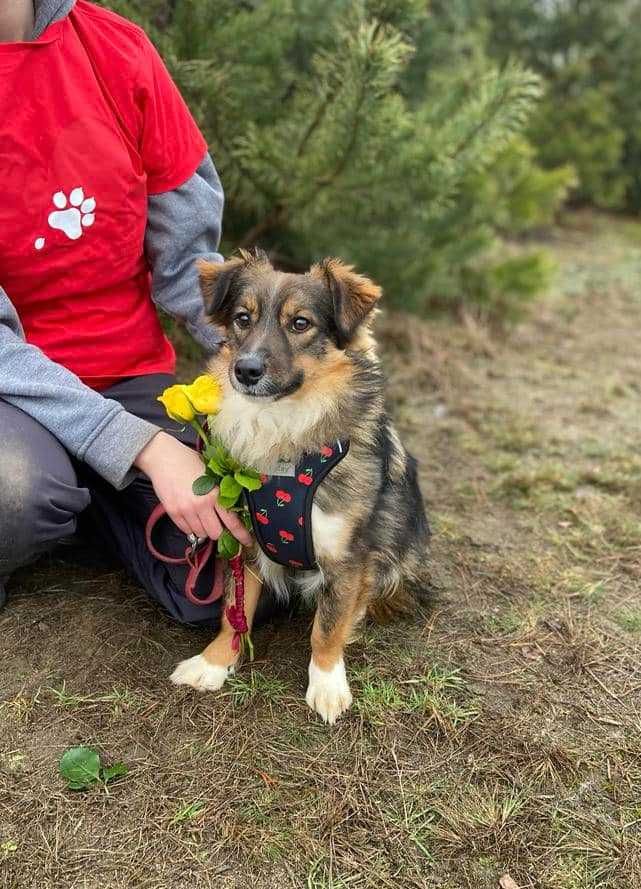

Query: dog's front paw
left=170, top=654, right=234, bottom=692
left=306, top=658, right=352, bottom=724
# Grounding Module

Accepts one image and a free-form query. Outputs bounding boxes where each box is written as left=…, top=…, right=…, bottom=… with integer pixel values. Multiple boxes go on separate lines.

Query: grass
left=2, top=210, right=641, bottom=887
left=353, top=666, right=478, bottom=732
left=613, top=608, right=641, bottom=633
left=170, top=800, right=206, bottom=825
left=47, top=683, right=140, bottom=714
left=224, top=669, right=288, bottom=706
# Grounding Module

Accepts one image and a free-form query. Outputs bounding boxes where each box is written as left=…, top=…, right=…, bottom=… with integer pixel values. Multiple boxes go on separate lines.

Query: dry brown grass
left=2, top=211, right=641, bottom=888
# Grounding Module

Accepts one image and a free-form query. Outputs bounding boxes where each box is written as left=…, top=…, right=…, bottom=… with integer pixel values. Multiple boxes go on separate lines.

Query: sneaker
left=0, top=577, right=6, bottom=610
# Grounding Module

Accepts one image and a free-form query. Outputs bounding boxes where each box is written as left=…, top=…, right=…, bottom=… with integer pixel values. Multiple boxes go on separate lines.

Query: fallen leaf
left=59, top=746, right=101, bottom=790
left=499, top=874, right=520, bottom=889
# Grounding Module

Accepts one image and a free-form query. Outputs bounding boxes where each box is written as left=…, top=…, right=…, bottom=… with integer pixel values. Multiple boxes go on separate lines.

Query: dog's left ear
left=311, top=258, right=382, bottom=347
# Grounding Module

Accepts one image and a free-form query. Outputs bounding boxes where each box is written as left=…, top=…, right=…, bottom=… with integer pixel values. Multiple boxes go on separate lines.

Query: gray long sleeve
left=146, top=154, right=224, bottom=353
left=0, top=291, right=157, bottom=489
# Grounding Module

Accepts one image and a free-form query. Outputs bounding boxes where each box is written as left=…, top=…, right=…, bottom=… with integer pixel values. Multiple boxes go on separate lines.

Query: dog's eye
left=234, top=312, right=251, bottom=330
left=291, top=317, right=312, bottom=333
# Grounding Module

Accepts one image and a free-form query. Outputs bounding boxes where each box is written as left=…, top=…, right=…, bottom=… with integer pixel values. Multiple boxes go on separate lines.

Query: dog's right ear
left=197, top=256, right=247, bottom=320
left=311, top=258, right=382, bottom=347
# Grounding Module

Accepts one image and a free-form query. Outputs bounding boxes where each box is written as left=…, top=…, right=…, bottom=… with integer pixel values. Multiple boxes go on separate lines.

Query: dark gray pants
left=0, top=374, right=223, bottom=628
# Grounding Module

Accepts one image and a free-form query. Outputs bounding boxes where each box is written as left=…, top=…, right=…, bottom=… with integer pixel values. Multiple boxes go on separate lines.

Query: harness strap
left=246, top=439, right=350, bottom=570
left=144, top=502, right=224, bottom=606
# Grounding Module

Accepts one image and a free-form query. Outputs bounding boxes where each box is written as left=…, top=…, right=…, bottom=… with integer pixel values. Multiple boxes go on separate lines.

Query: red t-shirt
left=0, top=1, right=207, bottom=389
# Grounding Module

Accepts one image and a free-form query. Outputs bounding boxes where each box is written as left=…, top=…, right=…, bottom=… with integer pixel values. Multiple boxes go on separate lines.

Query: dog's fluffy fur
left=170, top=250, right=430, bottom=723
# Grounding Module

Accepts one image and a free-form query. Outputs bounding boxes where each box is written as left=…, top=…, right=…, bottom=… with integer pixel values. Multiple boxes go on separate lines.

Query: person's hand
left=135, top=432, right=252, bottom=545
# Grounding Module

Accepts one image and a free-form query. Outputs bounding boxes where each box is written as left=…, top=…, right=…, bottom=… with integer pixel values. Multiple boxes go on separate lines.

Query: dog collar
left=246, top=440, right=350, bottom=570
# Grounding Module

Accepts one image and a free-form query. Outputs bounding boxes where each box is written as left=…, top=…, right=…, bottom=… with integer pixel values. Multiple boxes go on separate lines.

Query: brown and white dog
left=170, top=250, right=430, bottom=723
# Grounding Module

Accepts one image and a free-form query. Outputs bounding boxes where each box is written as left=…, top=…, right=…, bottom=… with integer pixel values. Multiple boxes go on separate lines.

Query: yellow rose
left=185, top=374, right=223, bottom=415
left=157, top=385, right=196, bottom=423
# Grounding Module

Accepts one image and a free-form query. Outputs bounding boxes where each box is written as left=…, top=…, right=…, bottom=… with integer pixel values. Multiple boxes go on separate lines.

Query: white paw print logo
left=34, top=187, right=97, bottom=250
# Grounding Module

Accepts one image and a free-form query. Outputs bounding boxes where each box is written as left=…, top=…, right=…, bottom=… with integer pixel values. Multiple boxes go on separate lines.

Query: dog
left=170, top=249, right=430, bottom=723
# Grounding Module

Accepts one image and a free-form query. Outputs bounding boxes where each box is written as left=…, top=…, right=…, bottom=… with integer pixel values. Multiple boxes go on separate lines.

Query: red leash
left=144, top=431, right=251, bottom=651
left=144, top=502, right=224, bottom=606
left=145, top=505, right=251, bottom=655
left=226, top=554, right=249, bottom=654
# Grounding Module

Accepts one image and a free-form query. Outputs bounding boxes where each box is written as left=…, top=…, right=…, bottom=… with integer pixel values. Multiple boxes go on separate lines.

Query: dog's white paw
left=170, top=654, right=233, bottom=691
left=306, top=658, right=352, bottom=724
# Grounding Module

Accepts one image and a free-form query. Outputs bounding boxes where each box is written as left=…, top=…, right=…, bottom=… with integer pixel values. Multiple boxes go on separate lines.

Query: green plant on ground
left=614, top=608, right=641, bottom=634
left=225, top=670, right=288, bottom=706
left=355, top=664, right=477, bottom=731
left=170, top=800, right=206, bottom=825
left=59, top=746, right=128, bottom=791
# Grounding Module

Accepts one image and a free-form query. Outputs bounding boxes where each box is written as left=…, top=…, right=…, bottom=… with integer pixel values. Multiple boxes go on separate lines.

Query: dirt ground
left=2, top=212, right=641, bottom=889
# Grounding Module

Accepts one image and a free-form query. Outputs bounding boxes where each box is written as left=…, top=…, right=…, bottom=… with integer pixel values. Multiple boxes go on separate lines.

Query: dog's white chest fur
left=311, top=505, right=349, bottom=561
left=211, top=387, right=332, bottom=471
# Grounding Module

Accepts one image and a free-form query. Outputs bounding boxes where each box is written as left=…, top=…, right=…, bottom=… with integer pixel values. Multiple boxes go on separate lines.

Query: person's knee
left=0, top=437, right=89, bottom=571
left=0, top=447, right=43, bottom=562
left=0, top=447, right=57, bottom=563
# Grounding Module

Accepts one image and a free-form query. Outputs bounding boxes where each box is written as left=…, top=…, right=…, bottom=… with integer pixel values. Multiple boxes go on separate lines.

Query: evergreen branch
left=140, top=0, right=561, bottom=317
left=294, top=20, right=385, bottom=161
left=450, top=66, right=541, bottom=166
left=296, top=93, right=336, bottom=159
left=313, top=81, right=368, bottom=192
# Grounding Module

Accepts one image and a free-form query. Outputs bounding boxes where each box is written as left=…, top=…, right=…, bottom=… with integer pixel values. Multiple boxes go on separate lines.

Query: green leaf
left=241, top=510, right=253, bottom=531
left=192, top=475, right=217, bottom=496
left=220, top=474, right=242, bottom=503
left=207, top=454, right=227, bottom=476
left=59, top=746, right=101, bottom=790
left=226, top=454, right=241, bottom=473
left=234, top=470, right=263, bottom=491
left=101, top=762, right=128, bottom=784
left=217, top=529, right=241, bottom=559
left=217, top=495, right=238, bottom=510
left=213, top=442, right=235, bottom=473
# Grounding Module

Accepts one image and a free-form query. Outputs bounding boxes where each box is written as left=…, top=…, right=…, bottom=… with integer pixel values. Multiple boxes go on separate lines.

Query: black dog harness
left=246, top=440, right=350, bottom=570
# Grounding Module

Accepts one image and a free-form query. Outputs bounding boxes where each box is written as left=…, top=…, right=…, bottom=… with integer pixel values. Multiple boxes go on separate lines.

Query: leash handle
left=145, top=503, right=224, bottom=606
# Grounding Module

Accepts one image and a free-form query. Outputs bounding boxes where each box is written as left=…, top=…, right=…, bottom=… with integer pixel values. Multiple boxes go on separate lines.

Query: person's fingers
left=182, top=508, right=208, bottom=541
left=215, top=502, right=252, bottom=547
left=197, top=503, right=224, bottom=541
left=164, top=489, right=252, bottom=545
left=167, top=510, right=192, bottom=538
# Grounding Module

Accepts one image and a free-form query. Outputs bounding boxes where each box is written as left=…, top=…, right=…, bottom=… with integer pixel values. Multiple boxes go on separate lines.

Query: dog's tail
left=366, top=556, right=432, bottom=624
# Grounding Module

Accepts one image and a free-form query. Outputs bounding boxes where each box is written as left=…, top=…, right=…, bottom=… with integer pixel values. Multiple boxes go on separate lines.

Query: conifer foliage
left=480, top=0, right=641, bottom=212
left=103, top=0, right=572, bottom=317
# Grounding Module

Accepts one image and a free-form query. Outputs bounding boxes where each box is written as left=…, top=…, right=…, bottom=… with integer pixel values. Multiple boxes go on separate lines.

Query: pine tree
left=480, top=0, right=639, bottom=210
left=101, top=0, right=572, bottom=318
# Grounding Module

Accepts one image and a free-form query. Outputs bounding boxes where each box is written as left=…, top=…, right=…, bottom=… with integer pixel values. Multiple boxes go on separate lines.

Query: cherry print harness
left=246, top=440, right=350, bottom=570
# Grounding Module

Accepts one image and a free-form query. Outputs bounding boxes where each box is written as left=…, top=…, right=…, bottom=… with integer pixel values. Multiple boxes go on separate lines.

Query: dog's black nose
left=234, top=355, right=266, bottom=386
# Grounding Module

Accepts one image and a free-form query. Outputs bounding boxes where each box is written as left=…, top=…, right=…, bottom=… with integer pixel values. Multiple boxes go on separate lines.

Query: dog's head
left=198, top=249, right=381, bottom=400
